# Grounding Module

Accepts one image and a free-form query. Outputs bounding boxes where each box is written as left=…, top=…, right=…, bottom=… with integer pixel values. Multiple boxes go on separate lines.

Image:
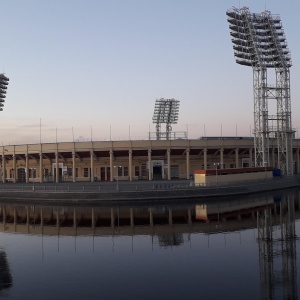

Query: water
left=0, top=190, right=299, bottom=300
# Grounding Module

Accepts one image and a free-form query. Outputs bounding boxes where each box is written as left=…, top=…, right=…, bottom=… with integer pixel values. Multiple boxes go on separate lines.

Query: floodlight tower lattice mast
left=152, top=98, right=180, bottom=140
left=226, top=7, right=293, bottom=174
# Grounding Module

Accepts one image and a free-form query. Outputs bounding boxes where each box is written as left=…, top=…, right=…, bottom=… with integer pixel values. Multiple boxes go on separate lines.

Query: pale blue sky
left=0, top=0, right=299, bottom=144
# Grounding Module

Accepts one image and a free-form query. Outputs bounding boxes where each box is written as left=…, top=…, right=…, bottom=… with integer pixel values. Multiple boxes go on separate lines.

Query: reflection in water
left=0, top=251, right=12, bottom=291
left=158, top=234, right=185, bottom=247
left=0, top=191, right=299, bottom=299
left=257, top=195, right=297, bottom=300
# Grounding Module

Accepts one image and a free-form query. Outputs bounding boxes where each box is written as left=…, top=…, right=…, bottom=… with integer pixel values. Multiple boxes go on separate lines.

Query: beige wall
left=195, top=170, right=273, bottom=186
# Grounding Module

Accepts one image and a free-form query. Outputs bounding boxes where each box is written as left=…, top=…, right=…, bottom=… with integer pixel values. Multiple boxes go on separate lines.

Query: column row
left=1, top=147, right=260, bottom=183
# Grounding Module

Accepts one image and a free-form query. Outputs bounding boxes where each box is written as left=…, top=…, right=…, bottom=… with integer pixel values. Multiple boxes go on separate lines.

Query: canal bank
left=0, top=175, right=298, bottom=205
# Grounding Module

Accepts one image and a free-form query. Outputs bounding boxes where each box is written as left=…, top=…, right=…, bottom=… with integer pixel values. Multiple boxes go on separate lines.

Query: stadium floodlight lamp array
left=0, top=74, right=9, bottom=111
left=227, top=7, right=291, bottom=68
left=152, top=98, right=180, bottom=140
left=226, top=7, right=293, bottom=175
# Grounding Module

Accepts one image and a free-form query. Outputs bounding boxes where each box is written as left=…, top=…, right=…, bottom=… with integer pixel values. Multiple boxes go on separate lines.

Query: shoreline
left=0, top=176, right=299, bottom=205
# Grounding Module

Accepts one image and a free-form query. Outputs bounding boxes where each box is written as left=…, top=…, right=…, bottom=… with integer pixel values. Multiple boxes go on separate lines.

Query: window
left=84, top=168, right=89, bottom=177
left=67, top=167, right=72, bottom=176
left=135, top=166, right=140, bottom=177
left=118, top=167, right=122, bottom=177
left=124, top=166, right=128, bottom=176
left=76, top=168, right=78, bottom=177
left=170, top=165, right=179, bottom=178
left=141, top=164, right=147, bottom=176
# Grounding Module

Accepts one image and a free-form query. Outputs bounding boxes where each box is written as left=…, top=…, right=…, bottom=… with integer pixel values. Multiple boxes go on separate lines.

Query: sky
left=0, top=0, right=299, bottom=145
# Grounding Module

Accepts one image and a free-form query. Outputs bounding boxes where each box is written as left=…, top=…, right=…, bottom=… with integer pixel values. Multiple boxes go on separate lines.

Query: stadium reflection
left=0, top=191, right=299, bottom=299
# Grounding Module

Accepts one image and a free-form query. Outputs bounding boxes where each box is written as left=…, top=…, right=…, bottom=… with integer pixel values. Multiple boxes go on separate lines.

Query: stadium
left=1, top=136, right=300, bottom=184
left=0, top=7, right=297, bottom=184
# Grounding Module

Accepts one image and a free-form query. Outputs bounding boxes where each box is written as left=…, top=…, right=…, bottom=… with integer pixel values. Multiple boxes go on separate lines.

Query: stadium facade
left=1, top=137, right=300, bottom=183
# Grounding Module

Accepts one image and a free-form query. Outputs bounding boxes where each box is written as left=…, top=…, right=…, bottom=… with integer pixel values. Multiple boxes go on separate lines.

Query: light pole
left=114, top=166, right=121, bottom=191
left=213, top=162, right=220, bottom=185
left=264, top=162, right=267, bottom=181
left=31, top=167, right=35, bottom=191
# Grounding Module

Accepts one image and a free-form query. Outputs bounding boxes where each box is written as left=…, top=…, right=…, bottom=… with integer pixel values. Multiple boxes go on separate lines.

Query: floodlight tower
left=226, top=7, right=293, bottom=174
left=152, top=98, right=180, bottom=140
left=0, top=74, right=9, bottom=111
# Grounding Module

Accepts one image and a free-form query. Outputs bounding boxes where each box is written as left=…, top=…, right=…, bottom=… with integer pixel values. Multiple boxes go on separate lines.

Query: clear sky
left=0, top=0, right=299, bottom=144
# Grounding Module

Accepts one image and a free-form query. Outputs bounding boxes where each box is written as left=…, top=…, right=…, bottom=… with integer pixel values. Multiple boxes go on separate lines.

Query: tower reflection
left=257, top=195, right=297, bottom=300
left=0, top=251, right=12, bottom=291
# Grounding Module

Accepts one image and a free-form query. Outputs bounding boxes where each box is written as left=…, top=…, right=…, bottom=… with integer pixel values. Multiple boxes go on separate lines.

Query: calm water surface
left=0, top=190, right=299, bottom=300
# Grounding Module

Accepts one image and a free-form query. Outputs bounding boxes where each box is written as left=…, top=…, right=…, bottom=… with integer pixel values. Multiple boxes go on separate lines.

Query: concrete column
left=148, top=149, right=152, bottom=181
left=249, top=148, right=253, bottom=168
left=90, top=151, right=94, bottom=182
left=235, top=148, right=239, bottom=168
left=39, top=152, right=43, bottom=183
left=129, top=150, right=133, bottom=181
left=167, top=149, right=171, bottom=180
left=109, top=150, right=113, bottom=181
left=186, top=149, right=190, bottom=179
left=204, top=148, right=207, bottom=170
left=220, top=148, right=224, bottom=169
left=13, top=154, right=16, bottom=183
left=55, top=151, right=59, bottom=183
left=72, top=151, right=76, bottom=182
left=25, top=154, right=29, bottom=183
